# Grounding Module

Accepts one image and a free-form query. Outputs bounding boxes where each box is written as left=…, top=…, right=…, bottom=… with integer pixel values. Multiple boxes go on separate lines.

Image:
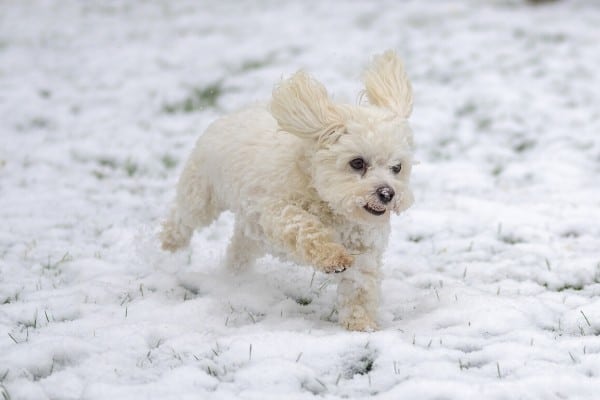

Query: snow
left=1, top=0, right=600, bottom=398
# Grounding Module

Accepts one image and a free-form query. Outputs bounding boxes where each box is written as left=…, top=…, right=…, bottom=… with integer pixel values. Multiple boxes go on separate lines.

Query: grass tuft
left=97, top=158, right=117, bottom=169
left=513, top=140, right=536, bottom=153
left=0, top=384, right=11, bottom=400
left=161, top=154, right=177, bottom=169
left=456, top=102, right=476, bottom=117
left=346, top=354, right=375, bottom=378
left=499, top=234, right=524, bottom=245
left=580, top=310, right=591, bottom=327
left=163, top=82, right=224, bottom=114
left=294, top=296, right=312, bottom=306
left=359, top=356, right=374, bottom=375
left=43, top=252, right=72, bottom=270
left=491, top=165, right=503, bottom=176
left=124, top=159, right=138, bottom=177
left=408, top=235, right=424, bottom=243
left=240, top=57, right=272, bottom=72
left=38, top=89, right=51, bottom=98
left=7, top=333, right=18, bottom=344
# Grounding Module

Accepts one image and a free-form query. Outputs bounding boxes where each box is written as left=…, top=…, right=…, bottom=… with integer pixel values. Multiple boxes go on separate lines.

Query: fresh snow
left=1, top=1, right=600, bottom=399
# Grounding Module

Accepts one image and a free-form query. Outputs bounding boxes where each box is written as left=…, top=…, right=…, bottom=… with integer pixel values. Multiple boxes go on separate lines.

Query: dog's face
left=271, top=50, right=415, bottom=225
left=311, top=110, right=414, bottom=224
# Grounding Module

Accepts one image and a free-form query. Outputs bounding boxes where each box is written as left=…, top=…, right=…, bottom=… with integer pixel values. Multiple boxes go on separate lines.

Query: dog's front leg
left=259, top=202, right=353, bottom=273
left=336, top=253, right=380, bottom=331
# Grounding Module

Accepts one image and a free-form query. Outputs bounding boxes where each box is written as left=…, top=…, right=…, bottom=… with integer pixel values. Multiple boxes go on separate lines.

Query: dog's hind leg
left=223, top=220, right=264, bottom=271
left=160, top=157, right=220, bottom=252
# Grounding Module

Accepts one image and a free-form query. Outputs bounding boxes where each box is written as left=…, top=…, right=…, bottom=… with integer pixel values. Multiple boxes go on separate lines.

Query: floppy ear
left=271, top=71, right=344, bottom=142
left=363, top=50, right=413, bottom=118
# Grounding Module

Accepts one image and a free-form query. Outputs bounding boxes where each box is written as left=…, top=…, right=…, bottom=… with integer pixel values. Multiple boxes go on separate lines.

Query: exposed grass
left=496, top=362, right=502, bottom=379
left=20, top=310, right=38, bottom=329
left=93, top=157, right=142, bottom=178
left=408, top=234, right=425, bottom=243
left=124, top=159, right=138, bottom=177
left=7, top=333, right=18, bottom=344
left=457, top=358, right=487, bottom=371
left=0, top=383, right=11, bottom=400
left=351, top=355, right=374, bottom=376
left=163, top=82, right=224, bottom=114
left=161, top=154, right=178, bottom=170
left=568, top=351, right=577, bottom=363
left=38, top=89, right=51, bottom=98
left=580, top=310, right=591, bottom=327
left=43, top=252, right=72, bottom=270
left=555, top=283, right=584, bottom=292
left=476, top=117, right=492, bottom=131
left=14, top=116, right=52, bottom=132
left=97, top=158, right=117, bottom=169
left=92, top=170, right=105, bottom=180
left=455, top=102, right=477, bottom=117
left=491, top=165, right=503, bottom=176
left=498, top=234, right=525, bottom=245
left=294, top=296, right=312, bottom=306
left=2, top=292, right=19, bottom=305
left=345, top=348, right=376, bottom=379
left=513, top=140, right=536, bottom=153
left=240, top=57, right=272, bottom=72
left=561, top=230, right=580, bottom=238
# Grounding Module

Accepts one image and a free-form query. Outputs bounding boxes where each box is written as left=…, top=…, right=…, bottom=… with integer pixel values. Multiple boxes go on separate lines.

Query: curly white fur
left=160, top=50, right=414, bottom=331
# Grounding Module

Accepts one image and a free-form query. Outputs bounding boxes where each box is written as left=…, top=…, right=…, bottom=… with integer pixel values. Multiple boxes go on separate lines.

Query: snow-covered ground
left=1, top=0, right=600, bottom=398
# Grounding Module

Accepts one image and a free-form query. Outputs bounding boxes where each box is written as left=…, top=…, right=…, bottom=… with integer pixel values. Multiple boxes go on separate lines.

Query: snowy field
left=1, top=0, right=600, bottom=398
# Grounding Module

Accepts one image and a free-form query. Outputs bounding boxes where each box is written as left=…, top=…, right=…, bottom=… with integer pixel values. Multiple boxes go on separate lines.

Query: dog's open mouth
left=363, top=204, right=386, bottom=216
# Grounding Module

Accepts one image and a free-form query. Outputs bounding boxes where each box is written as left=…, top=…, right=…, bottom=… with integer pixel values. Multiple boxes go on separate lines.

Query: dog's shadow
left=176, top=257, right=341, bottom=330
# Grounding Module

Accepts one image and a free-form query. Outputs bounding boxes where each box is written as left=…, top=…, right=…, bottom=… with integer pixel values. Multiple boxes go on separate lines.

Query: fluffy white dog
left=160, top=50, right=414, bottom=331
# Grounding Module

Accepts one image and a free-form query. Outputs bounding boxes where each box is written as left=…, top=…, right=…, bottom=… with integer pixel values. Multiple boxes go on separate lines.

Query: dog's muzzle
left=376, top=185, right=395, bottom=204
left=363, top=204, right=385, bottom=215
left=363, top=185, right=395, bottom=216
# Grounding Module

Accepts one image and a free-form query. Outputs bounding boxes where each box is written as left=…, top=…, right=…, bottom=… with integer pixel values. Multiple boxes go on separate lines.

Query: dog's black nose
left=376, top=186, right=395, bottom=204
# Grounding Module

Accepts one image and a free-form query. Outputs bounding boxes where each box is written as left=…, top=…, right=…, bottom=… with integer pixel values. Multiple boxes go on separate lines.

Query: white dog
left=160, top=50, right=414, bottom=331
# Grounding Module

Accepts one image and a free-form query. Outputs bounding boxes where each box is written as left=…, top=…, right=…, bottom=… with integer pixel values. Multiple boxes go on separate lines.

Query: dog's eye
left=349, top=158, right=365, bottom=171
left=391, top=163, right=402, bottom=174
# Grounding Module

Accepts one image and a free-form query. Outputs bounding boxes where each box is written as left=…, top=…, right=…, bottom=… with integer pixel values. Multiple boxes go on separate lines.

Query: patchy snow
left=1, top=0, right=600, bottom=399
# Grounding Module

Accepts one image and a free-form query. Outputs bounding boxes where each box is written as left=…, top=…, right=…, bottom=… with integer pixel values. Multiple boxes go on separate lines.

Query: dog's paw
left=316, top=243, right=354, bottom=274
left=342, top=317, right=378, bottom=332
left=339, top=309, right=378, bottom=331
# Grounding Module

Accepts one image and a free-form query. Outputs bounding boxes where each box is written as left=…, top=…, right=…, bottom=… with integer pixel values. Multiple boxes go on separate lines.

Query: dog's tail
left=160, top=151, right=221, bottom=252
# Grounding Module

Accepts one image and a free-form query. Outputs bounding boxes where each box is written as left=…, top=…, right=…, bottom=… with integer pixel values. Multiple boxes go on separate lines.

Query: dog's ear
left=271, top=71, right=344, bottom=143
left=362, top=50, right=413, bottom=118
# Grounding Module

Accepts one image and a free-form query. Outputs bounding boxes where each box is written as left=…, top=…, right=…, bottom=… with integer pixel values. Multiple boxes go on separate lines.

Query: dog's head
left=271, top=50, right=415, bottom=225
